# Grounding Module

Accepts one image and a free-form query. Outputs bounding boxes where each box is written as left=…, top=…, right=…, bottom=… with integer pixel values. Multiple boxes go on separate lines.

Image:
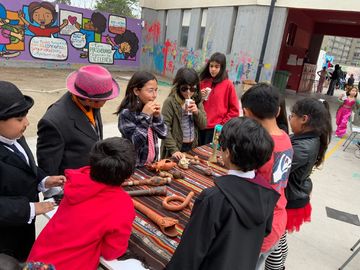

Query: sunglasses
left=180, top=85, right=197, bottom=92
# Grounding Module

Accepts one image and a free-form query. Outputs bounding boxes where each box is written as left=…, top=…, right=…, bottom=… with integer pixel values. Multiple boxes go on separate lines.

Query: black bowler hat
left=0, top=81, right=34, bottom=120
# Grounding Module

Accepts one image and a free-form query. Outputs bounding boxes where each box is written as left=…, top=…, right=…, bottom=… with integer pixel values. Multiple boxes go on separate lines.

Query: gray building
left=322, top=36, right=360, bottom=67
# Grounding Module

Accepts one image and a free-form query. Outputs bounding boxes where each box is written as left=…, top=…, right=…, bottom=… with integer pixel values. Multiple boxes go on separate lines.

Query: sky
left=68, top=0, right=141, bottom=17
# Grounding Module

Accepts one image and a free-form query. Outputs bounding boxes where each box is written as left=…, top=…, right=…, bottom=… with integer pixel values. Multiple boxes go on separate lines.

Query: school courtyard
left=2, top=67, right=359, bottom=269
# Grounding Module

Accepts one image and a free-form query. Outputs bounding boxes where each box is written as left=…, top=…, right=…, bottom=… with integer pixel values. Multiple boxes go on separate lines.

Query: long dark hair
left=115, top=71, right=157, bottom=114
left=170, top=67, right=202, bottom=104
left=291, top=98, right=332, bottom=167
left=199, top=52, right=228, bottom=85
left=276, top=97, right=289, bottom=134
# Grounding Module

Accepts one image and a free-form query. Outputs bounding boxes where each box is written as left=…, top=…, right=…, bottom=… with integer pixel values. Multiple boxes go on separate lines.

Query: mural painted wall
left=141, top=19, right=273, bottom=83
left=0, top=1, right=142, bottom=68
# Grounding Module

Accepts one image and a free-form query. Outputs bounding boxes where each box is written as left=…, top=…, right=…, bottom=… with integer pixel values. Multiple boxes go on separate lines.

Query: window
left=180, top=10, right=191, bottom=47
left=227, top=7, right=238, bottom=54
left=286, top=23, right=297, bottom=46
left=197, top=9, right=207, bottom=49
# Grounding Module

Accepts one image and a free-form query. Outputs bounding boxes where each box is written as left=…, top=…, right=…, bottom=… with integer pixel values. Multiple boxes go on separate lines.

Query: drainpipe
left=255, top=0, right=277, bottom=82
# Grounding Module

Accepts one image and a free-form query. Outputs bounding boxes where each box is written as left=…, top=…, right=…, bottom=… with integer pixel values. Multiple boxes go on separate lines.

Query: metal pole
left=255, top=0, right=277, bottom=82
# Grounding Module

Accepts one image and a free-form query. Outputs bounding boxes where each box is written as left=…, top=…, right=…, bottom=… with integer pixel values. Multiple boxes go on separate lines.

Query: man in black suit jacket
left=37, top=65, right=120, bottom=176
left=0, top=81, right=65, bottom=261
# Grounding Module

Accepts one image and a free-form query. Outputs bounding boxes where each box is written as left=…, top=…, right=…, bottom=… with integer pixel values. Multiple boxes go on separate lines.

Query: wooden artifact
left=122, top=176, right=172, bottom=187
left=127, top=187, right=167, bottom=197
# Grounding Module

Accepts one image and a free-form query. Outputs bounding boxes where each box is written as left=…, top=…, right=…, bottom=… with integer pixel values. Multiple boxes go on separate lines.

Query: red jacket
left=200, top=78, right=240, bottom=128
left=28, top=166, right=135, bottom=270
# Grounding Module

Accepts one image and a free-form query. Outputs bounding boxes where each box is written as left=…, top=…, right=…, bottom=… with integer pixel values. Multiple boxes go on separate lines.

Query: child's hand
left=200, top=88, right=207, bottom=99
left=35, top=201, right=56, bottom=215
left=142, top=101, right=158, bottom=116
left=172, top=151, right=184, bottom=160
left=153, top=103, right=161, bottom=117
left=45, top=175, right=66, bottom=189
left=18, top=10, right=24, bottom=19
left=187, top=101, right=198, bottom=115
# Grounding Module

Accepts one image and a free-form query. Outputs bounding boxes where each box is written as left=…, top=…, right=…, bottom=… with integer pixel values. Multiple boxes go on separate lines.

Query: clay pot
left=147, top=159, right=177, bottom=171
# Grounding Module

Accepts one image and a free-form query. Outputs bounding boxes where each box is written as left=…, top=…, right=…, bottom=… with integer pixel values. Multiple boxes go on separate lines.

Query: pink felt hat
left=66, top=65, right=119, bottom=100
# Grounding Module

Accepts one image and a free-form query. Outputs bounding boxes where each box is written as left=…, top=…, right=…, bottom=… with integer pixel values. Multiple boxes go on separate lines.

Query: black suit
left=0, top=137, right=46, bottom=261
left=37, top=92, right=103, bottom=175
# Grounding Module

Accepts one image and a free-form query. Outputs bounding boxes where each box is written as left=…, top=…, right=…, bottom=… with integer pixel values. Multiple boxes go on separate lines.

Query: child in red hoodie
left=199, top=52, right=240, bottom=145
left=28, top=137, right=136, bottom=270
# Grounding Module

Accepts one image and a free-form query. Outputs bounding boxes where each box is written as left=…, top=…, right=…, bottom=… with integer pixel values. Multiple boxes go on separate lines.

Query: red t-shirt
left=28, top=25, right=60, bottom=37
left=200, top=78, right=240, bottom=128
left=258, top=131, right=293, bottom=252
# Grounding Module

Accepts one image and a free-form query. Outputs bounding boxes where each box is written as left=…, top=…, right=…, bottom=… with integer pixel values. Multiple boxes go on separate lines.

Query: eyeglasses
left=180, top=85, right=197, bottom=93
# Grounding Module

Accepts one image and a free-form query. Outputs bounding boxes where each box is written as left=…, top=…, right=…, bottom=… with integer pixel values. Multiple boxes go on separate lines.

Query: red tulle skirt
left=286, top=203, right=312, bottom=233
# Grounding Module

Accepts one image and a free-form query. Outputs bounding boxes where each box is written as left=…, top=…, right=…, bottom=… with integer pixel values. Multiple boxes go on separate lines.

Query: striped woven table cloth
left=120, top=145, right=227, bottom=270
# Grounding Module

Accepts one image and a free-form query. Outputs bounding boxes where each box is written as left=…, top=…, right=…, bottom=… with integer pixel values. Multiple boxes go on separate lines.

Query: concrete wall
left=141, top=5, right=287, bottom=83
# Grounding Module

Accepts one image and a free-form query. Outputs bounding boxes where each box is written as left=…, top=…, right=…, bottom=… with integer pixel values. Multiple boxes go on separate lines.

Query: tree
left=53, top=0, right=71, bottom=4
left=95, top=0, right=139, bottom=18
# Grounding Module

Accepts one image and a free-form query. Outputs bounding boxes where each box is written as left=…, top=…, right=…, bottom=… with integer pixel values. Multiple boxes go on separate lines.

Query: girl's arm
left=161, top=99, right=180, bottom=155
left=337, top=93, right=345, bottom=104
left=118, top=109, right=150, bottom=148
left=18, top=11, right=30, bottom=26
left=152, top=115, right=167, bottom=139
left=222, top=81, right=240, bottom=124
left=59, top=19, right=69, bottom=30
left=194, top=102, right=207, bottom=130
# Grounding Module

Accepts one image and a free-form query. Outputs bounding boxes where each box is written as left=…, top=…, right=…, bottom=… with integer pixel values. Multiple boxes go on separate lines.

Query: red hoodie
left=200, top=78, right=240, bottom=128
left=28, top=166, right=135, bottom=270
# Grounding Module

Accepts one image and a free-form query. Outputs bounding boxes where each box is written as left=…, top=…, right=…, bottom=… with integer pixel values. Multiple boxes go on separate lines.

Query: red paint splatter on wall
left=145, top=20, right=161, bottom=43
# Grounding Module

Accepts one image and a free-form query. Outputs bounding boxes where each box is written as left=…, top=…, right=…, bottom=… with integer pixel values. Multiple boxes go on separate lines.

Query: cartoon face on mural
left=106, top=29, right=139, bottom=60
left=0, top=3, right=23, bottom=58
left=30, top=2, right=57, bottom=27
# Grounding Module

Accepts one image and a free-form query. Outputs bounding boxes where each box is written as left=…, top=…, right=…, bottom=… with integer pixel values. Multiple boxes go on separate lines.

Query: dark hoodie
left=166, top=174, right=280, bottom=270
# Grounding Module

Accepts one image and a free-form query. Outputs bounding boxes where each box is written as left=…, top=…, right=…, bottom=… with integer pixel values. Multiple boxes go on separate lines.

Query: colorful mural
left=141, top=19, right=273, bottom=82
left=0, top=1, right=142, bottom=67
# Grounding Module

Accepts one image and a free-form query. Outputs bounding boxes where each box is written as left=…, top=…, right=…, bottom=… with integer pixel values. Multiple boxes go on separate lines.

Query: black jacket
left=166, top=174, right=280, bottom=270
left=285, top=133, right=320, bottom=209
left=0, top=137, right=46, bottom=261
left=37, top=93, right=103, bottom=175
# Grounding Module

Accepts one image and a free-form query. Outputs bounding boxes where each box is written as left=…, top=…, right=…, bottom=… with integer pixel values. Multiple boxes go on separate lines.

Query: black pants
left=198, top=128, right=215, bottom=146
left=181, top=143, right=193, bottom=152
left=326, top=79, right=337, bottom=96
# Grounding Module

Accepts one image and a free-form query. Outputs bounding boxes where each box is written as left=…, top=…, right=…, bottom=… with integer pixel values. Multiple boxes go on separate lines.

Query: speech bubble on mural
left=89, top=42, right=115, bottom=64
left=70, top=32, right=86, bottom=49
left=30, top=36, right=68, bottom=61
left=108, top=15, right=126, bottom=34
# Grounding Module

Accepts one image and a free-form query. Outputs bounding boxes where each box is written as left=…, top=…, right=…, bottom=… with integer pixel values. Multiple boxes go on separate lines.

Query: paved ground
left=3, top=67, right=359, bottom=269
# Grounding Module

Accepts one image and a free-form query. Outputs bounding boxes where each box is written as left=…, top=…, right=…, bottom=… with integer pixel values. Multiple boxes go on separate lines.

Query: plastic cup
left=185, top=99, right=192, bottom=115
left=204, top=87, right=212, bottom=101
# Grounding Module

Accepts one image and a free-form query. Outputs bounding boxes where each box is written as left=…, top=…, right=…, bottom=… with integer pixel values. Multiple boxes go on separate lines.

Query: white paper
left=287, top=54, right=297, bottom=66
